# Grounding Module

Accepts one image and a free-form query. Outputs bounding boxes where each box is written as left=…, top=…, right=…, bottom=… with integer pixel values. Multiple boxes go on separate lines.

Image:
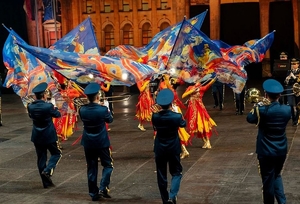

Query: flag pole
left=165, top=16, right=186, bottom=69
left=34, top=0, right=40, bottom=46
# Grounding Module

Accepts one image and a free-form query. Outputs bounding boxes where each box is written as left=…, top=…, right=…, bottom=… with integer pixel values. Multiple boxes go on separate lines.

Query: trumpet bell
left=245, top=88, right=261, bottom=103
left=293, top=83, right=300, bottom=97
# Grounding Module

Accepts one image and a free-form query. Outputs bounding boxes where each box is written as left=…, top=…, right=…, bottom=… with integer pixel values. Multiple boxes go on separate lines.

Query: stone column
left=292, top=0, right=299, bottom=57
left=209, top=0, right=220, bottom=40
left=132, top=0, right=139, bottom=46
left=259, top=0, right=271, bottom=77
left=151, top=0, right=158, bottom=35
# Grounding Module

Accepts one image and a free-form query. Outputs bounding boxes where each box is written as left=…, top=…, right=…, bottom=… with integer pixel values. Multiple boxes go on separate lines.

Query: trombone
left=73, top=94, right=131, bottom=106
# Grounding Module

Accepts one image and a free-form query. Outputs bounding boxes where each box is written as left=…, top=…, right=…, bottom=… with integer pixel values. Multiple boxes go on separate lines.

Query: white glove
left=103, top=100, right=110, bottom=109
left=51, top=98, right=56, bottom=107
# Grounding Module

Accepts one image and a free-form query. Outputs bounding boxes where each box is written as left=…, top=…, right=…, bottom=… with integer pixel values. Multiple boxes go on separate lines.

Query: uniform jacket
left=27, top=100, right=61, bottom=144
left=152, top=109, right=186, bottom=155
left=246, top=101, right=291, bottom=156
left=285, top=68, right=300, bottom=86
left=79, top=103, right=113, bottom=149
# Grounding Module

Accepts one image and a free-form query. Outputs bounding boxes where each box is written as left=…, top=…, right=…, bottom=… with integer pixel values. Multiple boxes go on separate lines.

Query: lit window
left=123, top=24, right=133, bottom=45
left=123, top=0, right=130, bottom=12
left=142, top=23, right=151, bottom=46
left=104, top=25, right=114, bottom=52
left=141, top=0, right=148, bottom=11
left=104, top=1, right=111, bottom=13
left=86, top=0, right=93, bottom=13
left=161, top=0, right=167, bottom=9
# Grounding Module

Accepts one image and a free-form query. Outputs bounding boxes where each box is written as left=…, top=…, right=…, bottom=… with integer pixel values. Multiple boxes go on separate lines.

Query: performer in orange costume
left=182, top=76, right=217, bottom=149
left=54, top=81, right=81, bottom=142
left=157, top=74, right=190, bottom=159
left=136, top=77, right=154, bottom=131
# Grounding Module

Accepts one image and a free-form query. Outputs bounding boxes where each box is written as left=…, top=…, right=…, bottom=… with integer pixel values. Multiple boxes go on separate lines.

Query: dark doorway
left=269, top=1, right=295, bottom=61
left=220, top=3, right=261, bottom=80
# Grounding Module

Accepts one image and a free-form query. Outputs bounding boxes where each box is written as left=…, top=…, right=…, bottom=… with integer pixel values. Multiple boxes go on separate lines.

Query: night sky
left=0, top=0, right=28, bottom=75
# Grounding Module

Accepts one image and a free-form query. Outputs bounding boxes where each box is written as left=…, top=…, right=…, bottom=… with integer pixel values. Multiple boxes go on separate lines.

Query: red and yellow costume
left=54, top=82, right=81, bottom=141
left=136, top=78, right=154, bottom=130
left=182, top=78, right=217, bottom=148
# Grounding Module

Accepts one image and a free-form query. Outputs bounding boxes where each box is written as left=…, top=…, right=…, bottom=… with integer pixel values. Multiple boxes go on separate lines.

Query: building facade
left=26, top=0, right=300, bottom=78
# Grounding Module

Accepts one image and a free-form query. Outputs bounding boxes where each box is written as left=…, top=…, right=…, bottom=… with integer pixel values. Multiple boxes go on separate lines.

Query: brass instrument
left=151, top=104, right=162, bottom=113
left=293, top=83, right=300, bottom=97
left=245, top=88, right=271, bottom=106
left=45, top=89, right=52, bottom=101
left=73, top=94, right=131, bottom=107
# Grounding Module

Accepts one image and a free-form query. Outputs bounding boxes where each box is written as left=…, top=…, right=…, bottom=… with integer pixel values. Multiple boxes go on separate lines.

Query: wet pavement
left=1, top=81, right=300, bottom=204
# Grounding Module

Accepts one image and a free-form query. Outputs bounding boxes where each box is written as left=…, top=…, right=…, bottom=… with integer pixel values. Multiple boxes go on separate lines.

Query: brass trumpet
left=245, top=88, right=271, bottom=106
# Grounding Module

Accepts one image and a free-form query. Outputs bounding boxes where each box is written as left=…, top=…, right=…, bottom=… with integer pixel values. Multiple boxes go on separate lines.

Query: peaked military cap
left=156, top=88, right=174, bottom=106
left=32, top=82, right=48, bottom=94
left=263, top=79, right=283, bottom=94
left=291, top=58, right=299, bottom=64
left=280, top=51, right=288, bottom=56
left=84, top=82, right=100, bottom=95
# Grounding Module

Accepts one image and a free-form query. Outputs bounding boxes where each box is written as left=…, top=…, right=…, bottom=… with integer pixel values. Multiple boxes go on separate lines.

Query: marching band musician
left=246, top=79, right=291, bottom=204
left=152, top=88, right=186, bottom=204
left=284, top=58, right=300, bottom=126
left=27, top=82, right=62, bottom=188
left=155, top=74, right=190, bottom=159
left=79, top=83, right=114, bottom=201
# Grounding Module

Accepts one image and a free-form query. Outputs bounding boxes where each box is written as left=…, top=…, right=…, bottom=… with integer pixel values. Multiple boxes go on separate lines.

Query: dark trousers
left=258, top=155, right=286, bottom=204
left=34, top=142, right=62, bottom=187
left=84, top=147, right=114, bottom=198
left=212, top=85, right=224, bottom=107
left=234, top=91, right=245, bottom=114
left=155, top=152, right=182, bottom=203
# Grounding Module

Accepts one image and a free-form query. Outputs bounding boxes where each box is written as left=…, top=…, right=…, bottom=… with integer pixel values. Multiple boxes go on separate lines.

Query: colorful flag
left=2, top=30, right=60, bottom=107
left=166, top=19, right=222, bottom=80
left=105, top=11, right=208, bottom=67
left=50, top=17, right=100, bottom=54
left=220, top=31, right=275, bottom=67
left=17, top=42, right=157, bottom=86
left=42, top=0, right=53, bottom=21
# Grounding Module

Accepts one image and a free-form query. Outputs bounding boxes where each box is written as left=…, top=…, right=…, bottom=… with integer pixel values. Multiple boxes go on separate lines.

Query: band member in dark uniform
left=284, top=58, right=300, bottom=126
left=152, top=89, right=186, bottom=204
left=79, top=83, right=114, bottom=201
left=246, top=79, right=291, bottom=204
left=27, top=82, right=62, bottom=188
left=234, top=86, right=246, bottom=115
left=212, top=80, right=224, bottom=110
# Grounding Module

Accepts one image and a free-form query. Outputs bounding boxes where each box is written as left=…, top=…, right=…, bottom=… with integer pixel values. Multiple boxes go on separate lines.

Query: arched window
left=142, top=23, right=152, bottom=46
left=104, top=25, right=114, bottom=52
left=160, top=22, right=170, bottom=31
left=123, top=24, right=133, bottom=45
